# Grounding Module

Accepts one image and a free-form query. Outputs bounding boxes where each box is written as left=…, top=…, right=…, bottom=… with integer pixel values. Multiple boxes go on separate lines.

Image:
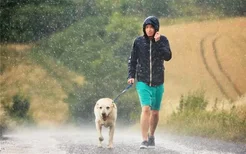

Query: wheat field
left=160, top=17, right=246, bottom=118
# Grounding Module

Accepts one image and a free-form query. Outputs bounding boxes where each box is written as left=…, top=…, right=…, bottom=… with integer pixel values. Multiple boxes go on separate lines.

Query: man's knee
left=151, top=110, right=159, bottom=117
left=142, top=106, right=151, bottom=115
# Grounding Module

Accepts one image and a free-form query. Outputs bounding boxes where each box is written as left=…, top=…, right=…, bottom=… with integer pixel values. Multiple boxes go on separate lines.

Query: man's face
left=145, top=24, right=155, bottom=37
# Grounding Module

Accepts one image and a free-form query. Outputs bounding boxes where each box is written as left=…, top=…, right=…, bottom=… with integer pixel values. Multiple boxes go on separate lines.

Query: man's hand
left=154, top=32, right=160, bottom=42
left=127, top=78, right=135, bottom=84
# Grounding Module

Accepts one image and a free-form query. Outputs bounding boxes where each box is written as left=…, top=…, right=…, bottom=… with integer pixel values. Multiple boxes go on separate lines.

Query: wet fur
left=94, top=98, right=117, bottom=148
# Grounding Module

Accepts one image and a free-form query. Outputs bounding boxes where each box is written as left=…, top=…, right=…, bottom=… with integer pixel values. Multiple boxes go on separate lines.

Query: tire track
left=200, top=34, right=230, bottom=100
left=212, top=36, right=243, bottom=96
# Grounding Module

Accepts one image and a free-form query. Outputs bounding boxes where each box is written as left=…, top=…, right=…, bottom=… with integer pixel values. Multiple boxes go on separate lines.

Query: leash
left=113, top=84, right=133, bottom=103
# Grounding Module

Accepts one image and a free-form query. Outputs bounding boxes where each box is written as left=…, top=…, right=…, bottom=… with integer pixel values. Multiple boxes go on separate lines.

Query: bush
left=118, top=0, right=245, bottom=18
left=165, top=91, right=246, bottom=143
left=178, top=90, right=208, bottom=112
left=9, top=94, right=30, bottom=119
left=195, top=0, right=246, bottom=16
left=1, top=3, right=77, bottom=42
left=0, top=0, right=85, bottom=43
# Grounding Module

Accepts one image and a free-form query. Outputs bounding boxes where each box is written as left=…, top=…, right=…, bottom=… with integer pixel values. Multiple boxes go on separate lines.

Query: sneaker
left=148, top=135, right=155, bottom=149
left=139, top=140, right=148, bottom=149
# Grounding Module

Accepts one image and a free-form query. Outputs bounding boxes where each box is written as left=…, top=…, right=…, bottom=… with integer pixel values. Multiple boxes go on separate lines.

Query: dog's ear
left=112, top=103, right=117, bottom=108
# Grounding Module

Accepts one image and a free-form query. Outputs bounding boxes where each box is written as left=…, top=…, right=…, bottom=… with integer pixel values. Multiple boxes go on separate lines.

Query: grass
left=160, top=17, right=246, bottom=115
left=162, top=92, right=246, bottom=143
left=0, top=103, right=6, bottom=137
left=159, top=18, right=246, bottom=143
left=0, top=44, right=84, bottom=127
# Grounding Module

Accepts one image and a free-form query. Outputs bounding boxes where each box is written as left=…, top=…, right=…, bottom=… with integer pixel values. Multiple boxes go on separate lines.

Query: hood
left=143, top=16, right=159, bottom=37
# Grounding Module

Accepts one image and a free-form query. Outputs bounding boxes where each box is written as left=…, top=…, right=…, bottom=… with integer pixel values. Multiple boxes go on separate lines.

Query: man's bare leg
left=149, top=110, right=159, bottom=136
left=141, top=106, right=151, bottom=141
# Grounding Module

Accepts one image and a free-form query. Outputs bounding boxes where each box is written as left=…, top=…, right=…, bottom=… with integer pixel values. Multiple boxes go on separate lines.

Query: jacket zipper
left=149, top=40, right=152, bottom=86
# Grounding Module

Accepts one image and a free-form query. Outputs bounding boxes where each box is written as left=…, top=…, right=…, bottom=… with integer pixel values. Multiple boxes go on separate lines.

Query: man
left=127, top=16, right=172, bottom=149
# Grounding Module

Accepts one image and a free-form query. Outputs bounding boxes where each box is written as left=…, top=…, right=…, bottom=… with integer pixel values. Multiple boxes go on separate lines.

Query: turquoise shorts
left=136, top=81, right=164, bottom=110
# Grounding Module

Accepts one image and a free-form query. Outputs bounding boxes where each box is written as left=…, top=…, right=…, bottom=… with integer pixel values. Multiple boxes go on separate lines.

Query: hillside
left=0, top=45, right=84, bottom=126
left=1, top=17, right=245, bottom=126
left=161, top=17, right=246, bottom=116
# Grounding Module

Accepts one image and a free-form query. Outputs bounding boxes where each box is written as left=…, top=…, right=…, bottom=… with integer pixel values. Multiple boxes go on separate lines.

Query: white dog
left=94, top=98, right=117, bottom=148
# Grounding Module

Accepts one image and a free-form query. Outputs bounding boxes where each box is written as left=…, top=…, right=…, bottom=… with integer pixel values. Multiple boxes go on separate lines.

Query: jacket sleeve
left=128, top=39, right=138, bottom=79
left=155, top=36, right=172, bottom=61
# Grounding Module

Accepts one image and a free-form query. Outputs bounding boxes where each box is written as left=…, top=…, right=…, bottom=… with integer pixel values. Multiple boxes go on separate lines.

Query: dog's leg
left=108, top=124, right=115, bottom=149
left=96, top=121, right=104, bottom=148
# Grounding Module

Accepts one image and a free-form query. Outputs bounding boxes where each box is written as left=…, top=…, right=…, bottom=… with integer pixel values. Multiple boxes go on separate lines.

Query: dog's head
left=96, top=98, right=116, bottom=121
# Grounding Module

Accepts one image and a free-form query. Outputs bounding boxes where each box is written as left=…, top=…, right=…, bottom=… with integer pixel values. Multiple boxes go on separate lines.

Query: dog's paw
left=99, top=136, right=104, bottom=142
left=107, top=144, right=113, bottom=149
left=97, top=144, right=103, bottom=148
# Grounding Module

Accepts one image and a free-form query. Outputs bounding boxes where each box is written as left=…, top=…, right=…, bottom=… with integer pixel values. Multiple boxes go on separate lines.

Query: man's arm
left=155, top=36, right=172, bottom=61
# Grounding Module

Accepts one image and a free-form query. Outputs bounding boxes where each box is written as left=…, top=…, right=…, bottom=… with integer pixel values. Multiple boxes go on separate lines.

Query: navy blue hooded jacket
left=128, top=16, right=172, bottom=86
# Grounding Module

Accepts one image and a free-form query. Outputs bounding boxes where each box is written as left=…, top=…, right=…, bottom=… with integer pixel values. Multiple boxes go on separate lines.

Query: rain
left=0, top=0, right=246, bottom=153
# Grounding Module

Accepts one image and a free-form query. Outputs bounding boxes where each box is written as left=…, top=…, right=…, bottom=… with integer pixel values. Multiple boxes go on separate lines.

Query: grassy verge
left=0, top=103, right=6, bottom=138
left=163, top=91, right=246, bottom=143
